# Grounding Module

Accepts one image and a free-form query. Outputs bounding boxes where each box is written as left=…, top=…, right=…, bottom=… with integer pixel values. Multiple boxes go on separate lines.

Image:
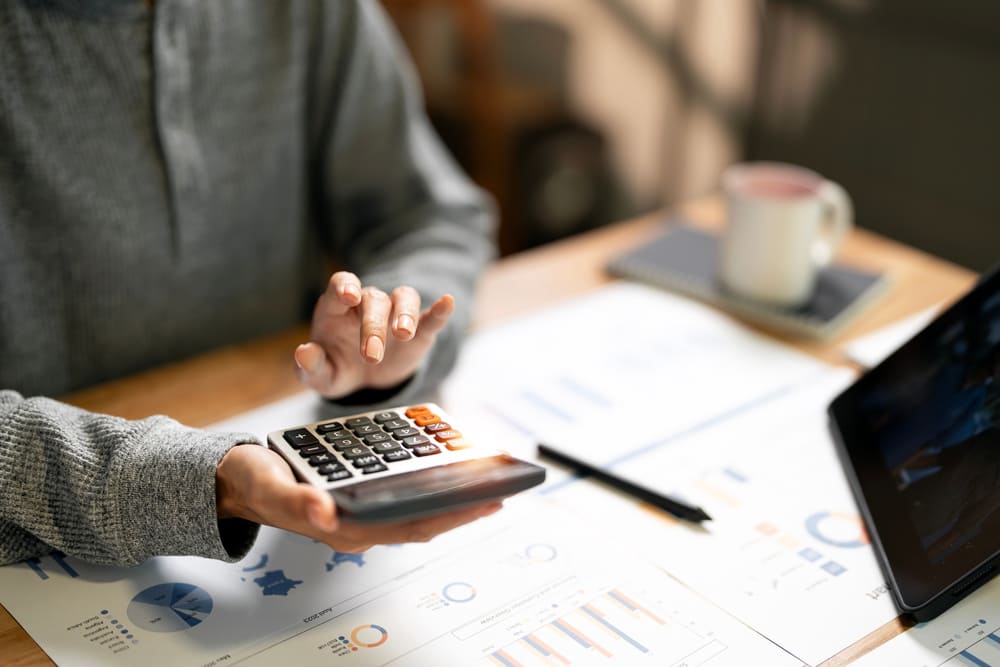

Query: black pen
left=537, top=444, right=712, bottom=523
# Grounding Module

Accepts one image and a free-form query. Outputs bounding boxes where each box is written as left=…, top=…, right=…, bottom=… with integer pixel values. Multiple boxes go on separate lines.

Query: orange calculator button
left=434, top=429, right=462, bottom=442
left=414, top=414, right=441, bottom=427
left=444, top=439, right=473, bottom=450
left=405, top=406, right=432, bottom=418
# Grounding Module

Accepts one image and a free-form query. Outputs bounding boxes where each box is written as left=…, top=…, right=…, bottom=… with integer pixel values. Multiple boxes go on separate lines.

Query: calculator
left=267, top=403, right=546, bottom=523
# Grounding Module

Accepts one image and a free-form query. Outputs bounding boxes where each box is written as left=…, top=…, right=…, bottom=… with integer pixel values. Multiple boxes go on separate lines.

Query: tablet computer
left=828, top=264, right=1000, bottom=621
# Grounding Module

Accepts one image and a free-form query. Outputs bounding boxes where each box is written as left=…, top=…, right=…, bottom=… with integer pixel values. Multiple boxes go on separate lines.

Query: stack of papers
left=3, top=283, right=996, bottom=666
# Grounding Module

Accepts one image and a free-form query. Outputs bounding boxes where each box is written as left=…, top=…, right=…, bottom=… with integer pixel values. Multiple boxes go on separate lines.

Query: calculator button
left=405, top=405, right=432, bottom=418
left=433, top=429, right=462, bottom=442
left=381, top=419, right=409, bottom=430
left=342, top=446, right=373, bottom=459
left=317, top=463, right=345, bottom=475
left=424, top=422, right=451, bottom=434
left=414, top=414, right=441, bottom=427
left=346, top=417, right=374, bottom=429
left=327, top=469, right=353, bottom=482
left=402, top=435, right=430, bottom=448
left=330, top=437, right=363, bottom=451
left=352, top=424, right=379, bottom=436
left=315, top=421, right=344, bottom=434
left=283, top=429, right=318, bottom=448
left=390, top=426, right=419, bottom=439
left=372, top=411, right=399, bottom=424
left=352, top=455, right=380, bottom=468
left=370, top=440, right=401, bottom=454
left=445, top=439, right=474, bottom=451
left=323, top=430, right=352, bottom=441
left=412, top=444, right=441, bottom=457
left=383, top=449, right=411, bottom=462
left=363, top=432, right=390, bottom=445
left=308, top=453, right=337, bottom=466
left=297, top=444, right=327, bottom=457
left=361, top=463, right=389, bottom=475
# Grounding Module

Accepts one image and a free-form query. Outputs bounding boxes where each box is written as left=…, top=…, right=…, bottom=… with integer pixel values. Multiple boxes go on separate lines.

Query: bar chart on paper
left=853, top=577, right=1000, bottom=667
left=950, top=627, right=1000, bottom=667
left=483, top=585, right=727, bottom=667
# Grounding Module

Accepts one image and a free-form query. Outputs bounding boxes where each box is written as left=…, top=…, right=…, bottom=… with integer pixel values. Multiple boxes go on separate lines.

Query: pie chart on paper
left=126, top=583, right=214, bottom=633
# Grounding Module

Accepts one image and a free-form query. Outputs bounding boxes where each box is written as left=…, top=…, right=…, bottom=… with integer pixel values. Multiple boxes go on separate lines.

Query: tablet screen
left=830, top=267, right=1000, bottom=614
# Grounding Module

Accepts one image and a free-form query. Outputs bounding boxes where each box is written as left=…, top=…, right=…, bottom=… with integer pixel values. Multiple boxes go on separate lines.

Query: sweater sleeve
left=0, top=390, right=261, bottom=567
left=311, top=1, right=498, bottom=403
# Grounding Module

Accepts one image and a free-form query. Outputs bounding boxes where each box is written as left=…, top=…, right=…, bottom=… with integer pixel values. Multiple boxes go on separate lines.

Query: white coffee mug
left=717, top=162, right=853, bottom=307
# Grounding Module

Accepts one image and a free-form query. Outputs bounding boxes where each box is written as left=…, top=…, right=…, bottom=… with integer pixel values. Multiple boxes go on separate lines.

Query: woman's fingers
left=359, top=287, right=392, bottom=363
left=390, top=286, right=422, bottom=341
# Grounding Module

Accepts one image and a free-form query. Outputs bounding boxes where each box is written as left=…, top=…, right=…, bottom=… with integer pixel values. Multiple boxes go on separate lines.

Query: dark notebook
left=608, top=222, right=889, bottom=339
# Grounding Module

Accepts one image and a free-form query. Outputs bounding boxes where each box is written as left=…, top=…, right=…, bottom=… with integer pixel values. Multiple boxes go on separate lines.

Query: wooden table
left=0, top=199, right=976, bottom=666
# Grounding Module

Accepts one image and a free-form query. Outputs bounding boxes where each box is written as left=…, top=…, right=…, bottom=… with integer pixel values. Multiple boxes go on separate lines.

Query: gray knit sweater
left=0, top=1, right=494, bottom=566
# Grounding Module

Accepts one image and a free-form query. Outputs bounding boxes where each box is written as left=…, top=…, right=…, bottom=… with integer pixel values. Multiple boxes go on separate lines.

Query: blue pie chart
left=127, top=583, right=213, bottom=633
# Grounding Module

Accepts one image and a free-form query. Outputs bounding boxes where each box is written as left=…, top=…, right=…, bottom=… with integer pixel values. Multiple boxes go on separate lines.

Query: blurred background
left=382, top=0, right=1000, bottom=271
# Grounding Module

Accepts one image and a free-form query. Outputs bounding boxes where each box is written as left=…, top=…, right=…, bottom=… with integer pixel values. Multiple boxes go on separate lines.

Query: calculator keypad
left=274, top=404, right=477, bottom=487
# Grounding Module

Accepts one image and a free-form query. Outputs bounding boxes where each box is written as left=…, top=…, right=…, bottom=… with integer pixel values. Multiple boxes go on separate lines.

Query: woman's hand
left=215, top=444, right=501, bottom=552
left=294, top=271, right=454, bottom=399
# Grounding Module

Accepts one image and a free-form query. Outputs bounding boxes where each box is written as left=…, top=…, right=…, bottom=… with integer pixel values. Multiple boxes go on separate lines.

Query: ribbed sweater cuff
left=111, top=419, right=262, bottom=564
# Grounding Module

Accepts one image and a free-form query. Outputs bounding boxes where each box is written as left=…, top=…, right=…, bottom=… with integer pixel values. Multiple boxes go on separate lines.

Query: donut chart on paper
left=350, top=624, right=389, bottom=648
left=127, top=583, right=214, bottom=633
left=442, top=582, right=477, bottom=603
left=804, top=511, right=869, bottom=548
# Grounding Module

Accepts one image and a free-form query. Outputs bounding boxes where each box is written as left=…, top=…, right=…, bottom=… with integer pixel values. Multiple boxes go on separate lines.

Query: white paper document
left=0, top=501, right=798, bottom=667
left=438, top=284, right=900, bottom=664
left=441, top=282, right=829, bottom=470
left=852, top=576, right=1000, bottom=667
left=536, top=370, right=901, bottom=666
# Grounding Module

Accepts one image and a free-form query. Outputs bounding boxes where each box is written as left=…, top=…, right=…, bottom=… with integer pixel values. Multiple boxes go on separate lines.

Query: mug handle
left=813, top=180, right=854, bottom=266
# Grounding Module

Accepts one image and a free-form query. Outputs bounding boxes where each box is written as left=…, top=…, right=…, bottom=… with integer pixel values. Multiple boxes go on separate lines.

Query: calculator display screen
left=331, top=455, right=545, bottom=522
